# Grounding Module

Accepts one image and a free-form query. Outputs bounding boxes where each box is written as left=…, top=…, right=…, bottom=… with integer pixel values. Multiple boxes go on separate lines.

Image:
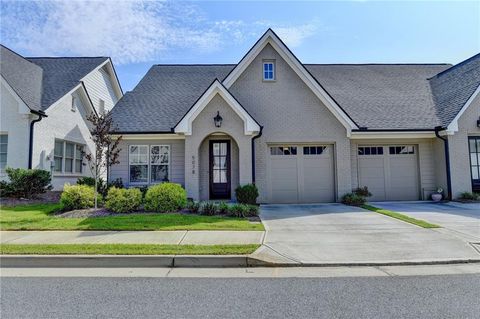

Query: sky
left=1, top=0, right=479, bottom=92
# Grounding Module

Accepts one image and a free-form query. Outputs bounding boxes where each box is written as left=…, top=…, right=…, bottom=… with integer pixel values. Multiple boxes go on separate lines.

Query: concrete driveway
left=371, top=202, right=480, bottom=242
left=253, top=204, right=480, bottom=265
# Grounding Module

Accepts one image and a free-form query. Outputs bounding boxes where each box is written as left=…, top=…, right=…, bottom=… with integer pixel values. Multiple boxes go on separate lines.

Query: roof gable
left=174, top=79, right=260, bottom=135
left=222, top=29, right=358, bottom=132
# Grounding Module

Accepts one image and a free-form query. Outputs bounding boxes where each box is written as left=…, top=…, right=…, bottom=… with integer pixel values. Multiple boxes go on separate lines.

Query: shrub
left=200, top=202, right=217, bottom=216
left=4, top=168, right=52, bottom=198
left=217, top=202, right=229, bottom=215
left=353, top=186, right=372, bottom=198
left=144, top=183, right=187, bottom=212
left=226, top=204, right=258, bottom=218
left=459, top=192, right=479, bottom=200
left=60, top=184, right=95, bottom=210
left=105, top=187, right=142, bottom=213
left=186, top=200, right=201, bottom=214
left=108, top=178, right=124, bottom=189
left=341, top=193, right=366, bottom=206
left=235, top=184, right=259, bottom=205
left=0, top=180, right=14, bottom=198
left=77, top=177, right=107, bottom=196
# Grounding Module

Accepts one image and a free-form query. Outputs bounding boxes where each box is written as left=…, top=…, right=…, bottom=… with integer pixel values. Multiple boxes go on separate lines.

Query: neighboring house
left=0, top=45, right=123, bottom=189
left=105, top=29, right=478, bottom=203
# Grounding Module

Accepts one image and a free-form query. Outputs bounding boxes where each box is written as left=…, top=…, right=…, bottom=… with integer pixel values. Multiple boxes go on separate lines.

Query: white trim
left=174, top=80, right=261, bottom=135
left=128, top=144, right=149, bottom=185
left=0, top=76, right=31, bottom=114
left=446, top=84, right=480, bottom=133
left=350, top=131, right=436, bottom=139
left=112, top=134, right=185, bottom=140
left=80, top=59, right=123, bottom=100
left=222, top=29, right=358, bottom=132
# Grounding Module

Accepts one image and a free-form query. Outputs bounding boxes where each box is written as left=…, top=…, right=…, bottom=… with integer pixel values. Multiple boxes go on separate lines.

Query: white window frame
left=150, top=145, right=171, bottom=184
left=0, top=134, right=8, bottom=170
left=54, top=139, right=84, bottom=175
left=263, top=60, right=275, bottom=81
left=128, top=145, right=149, bottom=185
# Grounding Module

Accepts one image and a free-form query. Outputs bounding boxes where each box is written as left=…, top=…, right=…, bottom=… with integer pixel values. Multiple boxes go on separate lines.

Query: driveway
left=253, top=204, right=480, bottom=265
left=371, top=202, right=480, bottom=242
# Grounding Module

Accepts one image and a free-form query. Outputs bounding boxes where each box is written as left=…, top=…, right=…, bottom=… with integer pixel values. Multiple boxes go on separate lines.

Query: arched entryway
left=198, top=133, right=240, bottom=200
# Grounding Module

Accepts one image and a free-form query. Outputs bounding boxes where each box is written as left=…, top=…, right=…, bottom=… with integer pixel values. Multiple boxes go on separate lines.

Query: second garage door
left=357, top=145, right=420, bottom=201
left=268, top=145, right=335, bottom=203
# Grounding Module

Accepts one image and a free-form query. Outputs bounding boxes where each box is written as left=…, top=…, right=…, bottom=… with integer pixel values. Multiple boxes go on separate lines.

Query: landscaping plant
left=227, top=204, right=259, bottom=218
left=217, top=202, right=229, bottom=215
left=105, top=187, right=142, bottom=213
left=200, top=202, right=217, bottom=216
left=60, top=184, right=95, bottom=210
left=341, top=193, right=366, bottom=206
left=459, top=192, right=479, bottom=201
left=144, top=183, right=187, bottom=212
left=2, top=168, right=52, bottom=198
left=235, top=184, right=259, bottom=205
left=353, top=186, right=372, bottom=198
left=186, top=200, right=201, bottom=214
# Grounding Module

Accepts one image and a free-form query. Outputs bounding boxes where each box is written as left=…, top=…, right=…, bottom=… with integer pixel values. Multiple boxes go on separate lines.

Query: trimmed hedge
left=235, top=184, right=259, bottom=205
left=105, top=187, right=142, bottom=213
left=2, top=168, right=52, bottom=198
left=144, top=183, right=187, bottom=212
left=60, top=184, right=95, bottom=210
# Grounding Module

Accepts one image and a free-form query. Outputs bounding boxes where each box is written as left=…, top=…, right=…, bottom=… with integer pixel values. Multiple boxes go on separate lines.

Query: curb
left=2, top=255, right=480, bottom=268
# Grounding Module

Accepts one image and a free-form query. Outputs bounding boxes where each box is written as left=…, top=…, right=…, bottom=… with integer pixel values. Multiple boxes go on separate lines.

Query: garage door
left=358, top=145, right=419, bottom=201
left=268, top=145, right=335, bottom=203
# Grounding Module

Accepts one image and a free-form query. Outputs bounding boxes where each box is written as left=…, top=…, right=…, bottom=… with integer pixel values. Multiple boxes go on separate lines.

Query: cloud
left=0, top=1, right=321, bottom=63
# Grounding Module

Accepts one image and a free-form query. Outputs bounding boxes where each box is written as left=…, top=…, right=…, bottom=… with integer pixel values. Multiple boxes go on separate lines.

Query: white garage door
left=268, top=145, right=335, bottom=203
left=358, top=145, right=419, bottom=201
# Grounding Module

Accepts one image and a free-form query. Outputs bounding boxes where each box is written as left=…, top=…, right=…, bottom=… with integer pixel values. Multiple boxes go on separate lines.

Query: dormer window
left=263, top=60, right=275, bottom=81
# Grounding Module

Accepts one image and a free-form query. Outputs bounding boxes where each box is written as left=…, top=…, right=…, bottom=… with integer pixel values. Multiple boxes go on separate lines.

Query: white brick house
left=0, top=45, right=123, bottom=189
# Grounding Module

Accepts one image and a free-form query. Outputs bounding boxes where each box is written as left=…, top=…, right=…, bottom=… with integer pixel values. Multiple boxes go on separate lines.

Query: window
left=358, top=146, right=383, bottom=156
left=71, top=96, right=77, bottom=112
left=99, top=99, right=105, bottom=115
left=469, top=137, right=480, bottom=190
left=270, top=146, right=297, bottom=155
left=150, top=145, right=170, bottom=183
left=263, top=61, right=275, bottom=81
left=54, top=140, right=84, bottom=173
left=129, top=145, right=149, bottom=183
left=303, top=146, right=327, bottom=155
left=389, top=146, right=414, bottom=155
left=0, top=134, right=7, bottom=169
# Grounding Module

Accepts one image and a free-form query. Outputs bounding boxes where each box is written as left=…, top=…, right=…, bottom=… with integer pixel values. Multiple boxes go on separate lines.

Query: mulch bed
left=0, top=191, right=62, bottom=207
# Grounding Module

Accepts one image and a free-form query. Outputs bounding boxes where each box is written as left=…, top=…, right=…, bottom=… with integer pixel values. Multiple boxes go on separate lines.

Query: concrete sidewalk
left=0, top=230, right=265, bottom=245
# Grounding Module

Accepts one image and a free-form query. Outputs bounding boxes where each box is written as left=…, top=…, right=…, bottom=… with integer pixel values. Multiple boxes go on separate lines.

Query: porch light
left=477, top=117, right=480, bottom=128
left=214, top=111, right=223, bottom=128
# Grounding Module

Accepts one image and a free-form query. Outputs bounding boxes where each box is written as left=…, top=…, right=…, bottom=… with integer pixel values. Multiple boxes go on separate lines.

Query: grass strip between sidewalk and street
left=0, top=244, right=261, bottom=255
left=361, top=204, right=440, bottom=228
left=0, top=204, right=264, bottom=231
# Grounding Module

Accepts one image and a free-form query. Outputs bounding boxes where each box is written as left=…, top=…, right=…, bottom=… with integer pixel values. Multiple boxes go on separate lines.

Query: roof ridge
left=429, top=52, right=480, bottom=79
left=153, top=63, right=236, bottom=66
left=304, top=63, right=452, bottom=66
left=26, top=56, right=109, bottom=60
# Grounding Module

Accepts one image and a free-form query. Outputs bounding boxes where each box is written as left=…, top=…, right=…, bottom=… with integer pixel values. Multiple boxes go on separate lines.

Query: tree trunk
left=94, top=168, right=98, bottom=209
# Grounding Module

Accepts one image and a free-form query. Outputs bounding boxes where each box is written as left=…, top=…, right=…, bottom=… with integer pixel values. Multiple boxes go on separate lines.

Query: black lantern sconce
left=477, top=117, right=480, bottom=128
left=214, top=111, right=223, bottom=128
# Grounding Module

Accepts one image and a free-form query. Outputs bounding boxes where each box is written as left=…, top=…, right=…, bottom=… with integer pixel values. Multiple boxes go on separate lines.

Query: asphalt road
left=2, top=274, right=479, bottom=318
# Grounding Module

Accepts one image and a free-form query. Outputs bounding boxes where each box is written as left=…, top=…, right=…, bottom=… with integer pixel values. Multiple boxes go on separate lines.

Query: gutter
left=28, top=110, right=47, bottom=169
left=434, top=126, right=452, bottom=200
left=251, top=126, right=263, bottom=184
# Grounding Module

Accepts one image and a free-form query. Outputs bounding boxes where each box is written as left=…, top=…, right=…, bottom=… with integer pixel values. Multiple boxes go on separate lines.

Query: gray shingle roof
left=26, top=56, right=108, bottom=109
left=429, top=54, right=480, bottom=127
left=110, top=65, right=234, bottom=132
left=305, top=64, right=451, bottom=129
left=0, top=45, right=43, bottom=112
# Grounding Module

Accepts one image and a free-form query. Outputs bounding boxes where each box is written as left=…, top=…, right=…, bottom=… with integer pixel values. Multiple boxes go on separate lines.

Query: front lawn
left=0, top=244, right=260, bottom=255
left=0, top=204, right=264, bottom=231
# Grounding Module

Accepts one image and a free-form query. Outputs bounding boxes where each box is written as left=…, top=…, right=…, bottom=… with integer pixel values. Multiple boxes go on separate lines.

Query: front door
left=209, top=140, right=231, bottom=199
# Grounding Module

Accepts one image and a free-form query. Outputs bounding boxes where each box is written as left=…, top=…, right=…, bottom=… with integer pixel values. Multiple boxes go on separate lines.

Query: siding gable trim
left=174, top=79, right=261, bottom=136
left=446, top=84, right=480, bottom=133
left=80, top=59, right=123, bottom=101
left=222, top=29, right=359, bottom=133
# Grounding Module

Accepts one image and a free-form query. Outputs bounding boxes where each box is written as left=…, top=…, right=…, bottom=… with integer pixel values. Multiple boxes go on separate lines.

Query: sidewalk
left=0, top=230, right=265, bottom=245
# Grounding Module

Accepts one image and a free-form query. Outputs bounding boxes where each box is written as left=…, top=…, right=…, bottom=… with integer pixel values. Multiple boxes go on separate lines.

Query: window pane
left=65, top=143, right=74, bottom=158
left=0, top=135, right=7, bottom=143
left=213, top=170, right=220, bottom=183
left=76, top=145, right=83, bottom=159
left=470, top=139, right=477, bottom=152
left=54, top=141, right=64, bottom=157
left=65, top=159, right=73, bottom=172
left=472, top=167, right=479, bottom=180
left=213, top=143, right=220, bottom=156
left=303, top=147, right=310, bottom=155
left=0, top=142, right=7, bottom=153
left=0, top=153, right=6, bottom=169
left=75, top=159, right=82, bottom=173
left=220, top=170, right=227, bottom=183
left=54, top=158, right=62, bottom=172
left=130, top=146, right=138, bottom=155
left=378, top=147, right=383, bottom=155
left=220, top=143, right=227, bottom=156
left=130, top=165, right=148, bottom=183
left=160, top=146, right=169, bottom=164
left=151, top=165, right=169, bottom=183
left=213, top=157, right=220, bottom=169
left=358, top=147, right=364, bottom=155
left=471, top=153, right=478, bottom=166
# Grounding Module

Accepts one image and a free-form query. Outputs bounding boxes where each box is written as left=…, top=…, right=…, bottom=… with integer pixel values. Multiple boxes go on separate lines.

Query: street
left=1, top=267, right=480, bottom=319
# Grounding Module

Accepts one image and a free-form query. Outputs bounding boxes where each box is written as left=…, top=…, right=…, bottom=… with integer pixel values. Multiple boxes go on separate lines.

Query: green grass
left=0, top=204, right=264, bottom=231
left=361, top=204, right=441, bottom=228
left=0, top=244, right=260, bottom=255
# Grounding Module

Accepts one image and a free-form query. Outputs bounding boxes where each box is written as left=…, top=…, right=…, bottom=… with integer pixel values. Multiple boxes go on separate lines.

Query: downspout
left=251, top=126, right=263, bottom=184
left=28, top=111, right=47, bottom=169
left=434, top=126, right=452, bottom=200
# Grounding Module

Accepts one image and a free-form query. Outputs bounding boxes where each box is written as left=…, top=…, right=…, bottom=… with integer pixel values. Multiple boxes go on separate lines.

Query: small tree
left=84, top=111, right=122, bottom=208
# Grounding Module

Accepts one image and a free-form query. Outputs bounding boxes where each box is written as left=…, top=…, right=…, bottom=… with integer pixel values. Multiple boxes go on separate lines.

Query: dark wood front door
left=209, top=140, right=231, bottom=199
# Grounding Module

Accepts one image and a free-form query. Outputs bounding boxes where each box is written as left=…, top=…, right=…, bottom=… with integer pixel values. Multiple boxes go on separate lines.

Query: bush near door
left=235, top=184, right=259, bottom=205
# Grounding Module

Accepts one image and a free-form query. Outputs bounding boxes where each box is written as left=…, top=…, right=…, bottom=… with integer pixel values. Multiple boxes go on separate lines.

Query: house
left=108, top=29, right=480, bottom=203
left=0, top=45, right=123, bottom=189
